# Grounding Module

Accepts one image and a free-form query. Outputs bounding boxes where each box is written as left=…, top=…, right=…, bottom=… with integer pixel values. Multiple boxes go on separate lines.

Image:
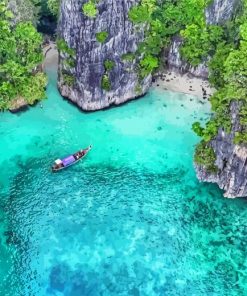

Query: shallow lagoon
left=0, top=67, right=246, bottom=296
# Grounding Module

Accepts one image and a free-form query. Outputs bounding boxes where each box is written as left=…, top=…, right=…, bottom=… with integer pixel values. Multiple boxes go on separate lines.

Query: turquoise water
left=0, top=65, right=247, bottom=296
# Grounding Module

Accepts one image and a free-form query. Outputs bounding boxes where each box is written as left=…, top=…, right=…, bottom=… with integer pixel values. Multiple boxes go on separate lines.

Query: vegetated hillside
left=0, top=0, right=58, bottom=110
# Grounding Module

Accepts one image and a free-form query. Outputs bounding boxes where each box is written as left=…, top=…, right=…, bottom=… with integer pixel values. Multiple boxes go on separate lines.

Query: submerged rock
left=57, top=0, right=151, bottom=111
left=195, top=101, right=247, bottom=198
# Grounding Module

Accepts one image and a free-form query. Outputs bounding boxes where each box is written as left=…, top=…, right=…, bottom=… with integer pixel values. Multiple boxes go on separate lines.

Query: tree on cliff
left=0, top=0, right=47, bottom=110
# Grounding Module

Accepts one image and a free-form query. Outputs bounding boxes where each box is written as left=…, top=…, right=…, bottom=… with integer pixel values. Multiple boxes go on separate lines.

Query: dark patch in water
left=49, top=264, right=98, bottom=295
left=49, top=264, right=68, bottom=292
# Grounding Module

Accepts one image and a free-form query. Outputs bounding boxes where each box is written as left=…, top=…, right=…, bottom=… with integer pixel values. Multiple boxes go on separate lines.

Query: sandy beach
left=153, top=71, right=215, bottom=99
left=43, top=42, right=58, bottom=71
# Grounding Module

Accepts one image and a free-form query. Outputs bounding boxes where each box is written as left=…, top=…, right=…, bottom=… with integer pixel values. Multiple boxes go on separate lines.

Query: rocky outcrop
left=205, top=0, right=240, bottom=25
left=166, top=36, right=209, bottom=79
left=196, top=101, right=247, bottom=198
left=166, top=0, right=240, bottom=78
left=57, top=0, right=151, bottom=111
left=9, top=97, right=29, bottom=113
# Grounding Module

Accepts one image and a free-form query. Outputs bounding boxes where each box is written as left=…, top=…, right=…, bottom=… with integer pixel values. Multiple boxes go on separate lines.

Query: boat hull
left=52, top=146, right=92, bottom=172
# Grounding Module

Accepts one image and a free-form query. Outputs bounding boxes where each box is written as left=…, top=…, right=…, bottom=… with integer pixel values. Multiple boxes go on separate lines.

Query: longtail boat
left=52, top=145, right=92, bottom=172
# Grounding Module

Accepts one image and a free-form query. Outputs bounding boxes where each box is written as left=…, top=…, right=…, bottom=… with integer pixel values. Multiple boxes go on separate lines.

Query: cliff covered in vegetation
left=57, top=0, right=151, bottom=111
left=0, top=0, right=60, bottom=111
left=167, top=0, right=240, bottom=77
left=196, top=101, right=247, bottom=198
left=193, top=0, right=247, bottom=198
left=0, top=0, right=47, bottom=110
left=57, top=0, right=240, bottom=110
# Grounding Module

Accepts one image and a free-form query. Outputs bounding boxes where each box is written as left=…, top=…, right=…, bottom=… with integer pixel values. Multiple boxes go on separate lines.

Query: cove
left=0, top=66, right=247, bottom=296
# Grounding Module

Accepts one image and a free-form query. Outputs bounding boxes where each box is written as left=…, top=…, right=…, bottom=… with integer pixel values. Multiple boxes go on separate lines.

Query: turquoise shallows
left=0, top=66, right=247, bottom=296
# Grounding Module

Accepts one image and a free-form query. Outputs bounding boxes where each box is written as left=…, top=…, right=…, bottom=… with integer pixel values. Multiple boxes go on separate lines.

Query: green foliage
left=96, top=31, right=108, bottom=43
left=0, top=1, right=46, bottom=110
left=62, top=73, right=75, bottom=87
left=19, top=72, right=47, bottom=104
left=64, top=58, right=76, bottom=68
left=239, top=105, right=247, bottom=126
left=192, top=122, right=204, bottom=137
left=128, top=5, right=150, bottom=24
left=202, top=119, right=220, bottom=142
left=234, top=132, right=247, bottom=145
left=82, top=1, right=98, bottom=18
left=121, top=53, right=135, bottom=62
left=56, top=38, right=75, bottom=56
left=101, top=74, right=111, bottom=91
left=223, top=41, right=247, bottom=100
left=194, top=141, right=218, bottom=173
left=100, top=58, right=114, bottom=91
left=47, top=0, right=60, bottom=16
left=104, top=59, right=115, bottom=71
left=233, top=104, right=247, bottom=144
left=209, top=88, right=230, bottom=111
left=128, top=0, right=221, bottom=79
left=139, top=55, right=158, bottom=77
left=176, top=0, right=224, bottom=65
left=57, top=38, right=76, bottom=76
left=193, top=1, right=247, bottom=157
left=208, top=43, right=233, bottom=88
left=181, top=25, right=224, bottom=66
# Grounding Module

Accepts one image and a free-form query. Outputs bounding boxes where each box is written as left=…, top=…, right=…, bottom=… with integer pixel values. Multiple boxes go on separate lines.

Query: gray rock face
left=57, top=0, right=151, bottom=111
left=166, top=0, right=240, bottom=78
left=195, top=101, right=247, bottom=198
left=166, top=36, right=209, bottom=79
left=205, top=0, right=240, bottom=25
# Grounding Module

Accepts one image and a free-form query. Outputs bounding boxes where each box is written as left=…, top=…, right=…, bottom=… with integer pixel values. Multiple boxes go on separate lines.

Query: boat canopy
left=55, top=159, right=62, bottom=165
left=62, top=155, right=75, bottom=166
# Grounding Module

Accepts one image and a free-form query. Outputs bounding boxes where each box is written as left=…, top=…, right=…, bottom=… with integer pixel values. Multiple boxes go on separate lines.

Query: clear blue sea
left=0, top=64, right=246, bottom=296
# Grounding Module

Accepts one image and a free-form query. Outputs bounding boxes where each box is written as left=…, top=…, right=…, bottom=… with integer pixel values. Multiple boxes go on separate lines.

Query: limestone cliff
left=166, top=0, right=240, bottom=78
left=57, top=0, right=151, bottom=111
left=205, top=0, right=240, bottom=25
left=193, top=0, right=247, bottom=198
left=196, top=101, right=247, bottom=198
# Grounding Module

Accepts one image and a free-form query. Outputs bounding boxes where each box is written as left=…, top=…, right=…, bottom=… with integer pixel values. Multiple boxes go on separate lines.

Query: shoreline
left=152, top=71, right=215, bottom=99
left=9, top=44, right=58, bottom=113
left=43, top=44, right=214, bottom=104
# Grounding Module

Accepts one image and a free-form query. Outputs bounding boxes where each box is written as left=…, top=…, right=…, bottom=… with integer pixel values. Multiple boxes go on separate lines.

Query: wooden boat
left=52, top=145, right=92, bottom=172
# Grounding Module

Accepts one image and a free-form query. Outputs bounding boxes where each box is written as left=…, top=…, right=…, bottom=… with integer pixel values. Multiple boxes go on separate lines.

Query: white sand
left=43, top=42, right=58, bottom=70
left=153, top=71, right=215, bottom=99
